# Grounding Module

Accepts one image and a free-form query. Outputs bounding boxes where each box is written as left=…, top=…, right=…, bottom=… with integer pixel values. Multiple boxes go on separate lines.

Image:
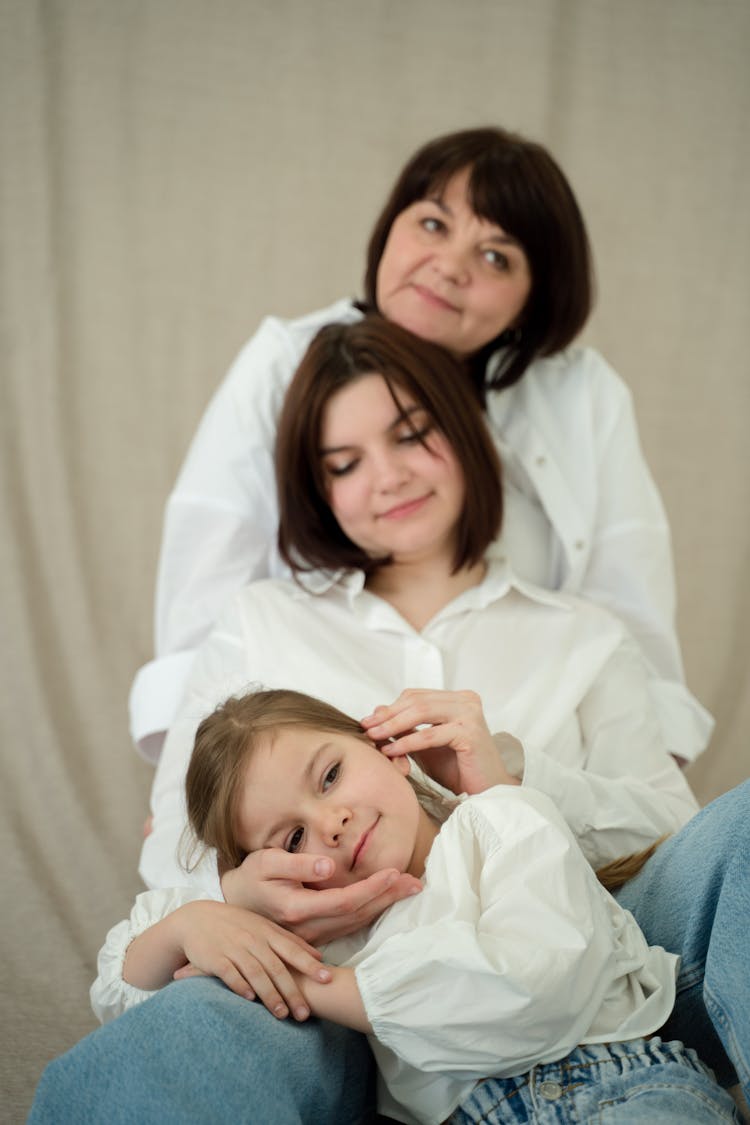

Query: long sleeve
left=90, top=887, right=212, bottom=1024
left=138, top=607, right=255, bottom=894
left=128, top=299, right=361, bottom=761
left=491, top=350, right=713, bottom=763
left=558, top=353, right=713, bottom=759
left=520, top=632, right=701, bottom=867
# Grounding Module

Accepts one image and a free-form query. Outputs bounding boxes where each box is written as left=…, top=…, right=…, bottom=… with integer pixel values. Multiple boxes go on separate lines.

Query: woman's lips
left=411, top=283, right=459, bottom=312
left=379, top=494, right=431, bottom=520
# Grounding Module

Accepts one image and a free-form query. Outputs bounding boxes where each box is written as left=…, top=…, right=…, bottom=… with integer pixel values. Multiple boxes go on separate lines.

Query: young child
left=92, top=688, right=739, bottom=1124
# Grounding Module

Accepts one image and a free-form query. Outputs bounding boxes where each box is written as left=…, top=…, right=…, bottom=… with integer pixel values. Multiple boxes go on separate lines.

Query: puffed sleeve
left=90, top=887, right=213, bottom=1024
left=353, top=790, right=620, bottom=1077
left=521, top=632, right=700, bottom=867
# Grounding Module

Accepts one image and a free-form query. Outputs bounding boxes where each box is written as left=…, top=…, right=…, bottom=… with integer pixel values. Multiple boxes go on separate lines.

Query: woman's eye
left=322, top=763, right=340, bottom=791
left=420, top=216, right=445, bottom=234
left=398, top=424, right=432, bottom=446
left=286, top=826, right=305, bottom=853
left=483, top=248, right=510, bottom=271
left=325, top=459, right=357, bottom=478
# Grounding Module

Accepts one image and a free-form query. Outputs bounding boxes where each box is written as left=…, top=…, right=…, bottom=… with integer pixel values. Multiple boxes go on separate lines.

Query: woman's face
left=375, top=168, right=532, bottom=359
left=319, top=373, right=465, bottom=568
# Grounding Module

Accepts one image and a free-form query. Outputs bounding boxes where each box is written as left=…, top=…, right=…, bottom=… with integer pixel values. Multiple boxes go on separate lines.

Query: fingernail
left=294, top=1006, right=310, bottom=1021
left=385, top=872, right=398, bottom=888
left=317, top=968, right=332, bottom=982
left=274, top=1003, right=288, bottom=1018
left=409, top=884, right=422, bottom=895
left=314, top=858, right=333, bottom=876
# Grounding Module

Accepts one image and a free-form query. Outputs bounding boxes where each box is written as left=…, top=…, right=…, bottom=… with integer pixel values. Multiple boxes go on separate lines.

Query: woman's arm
left=129, top=300, right=360, bottom=762
left=361, top=648, right=700, bottom=869
left=553, top=352, right=712, bottom=759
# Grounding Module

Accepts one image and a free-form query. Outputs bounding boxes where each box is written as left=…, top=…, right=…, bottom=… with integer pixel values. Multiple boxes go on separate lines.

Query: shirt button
left=535, top=455, right=547, bottom=467
left=538, top=1080, right=563, bottom=1101
left=574, top=539, right=586, bottom=551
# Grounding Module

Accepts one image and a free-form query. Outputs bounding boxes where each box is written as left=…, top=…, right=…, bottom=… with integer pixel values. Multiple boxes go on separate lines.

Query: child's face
left=234, top=727, right=438, bottom=889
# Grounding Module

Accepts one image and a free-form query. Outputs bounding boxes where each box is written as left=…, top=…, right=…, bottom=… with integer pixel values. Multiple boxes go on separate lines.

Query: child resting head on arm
left=94, top=688, right=736, bottom=1125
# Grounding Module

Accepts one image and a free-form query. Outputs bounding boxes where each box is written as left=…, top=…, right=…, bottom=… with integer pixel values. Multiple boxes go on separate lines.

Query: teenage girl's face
left=319, top=373, right=465, bottom=568
left=235, top=726, right=437, bottom=888
left=375, top=168, right=532, bottom=359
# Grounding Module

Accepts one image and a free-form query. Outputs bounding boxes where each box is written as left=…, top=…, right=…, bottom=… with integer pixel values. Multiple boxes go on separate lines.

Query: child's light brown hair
left=185, top=687, right=455, bottom=875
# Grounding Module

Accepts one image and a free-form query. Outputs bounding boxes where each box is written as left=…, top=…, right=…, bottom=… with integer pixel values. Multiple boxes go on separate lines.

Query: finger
left=241, top=953, right=309, bottom=1021
left=275, top=937, right=333, bottom=983
left=172, top=964, right=209, bottom=981
left=296, top=874, right=422, bottom=944
left=380, top=724, right=462, bottom=757
left=256, top=847, right=337, bottom=886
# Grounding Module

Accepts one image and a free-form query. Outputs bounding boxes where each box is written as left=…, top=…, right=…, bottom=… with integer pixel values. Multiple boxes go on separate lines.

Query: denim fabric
left=29, top=783, right=750, bottom=1122
left=451, top=1039, right=741, bottom=1124
left=28, top=976, right=375, bottom=1124
left=614, top=779, right=750, bottom=1100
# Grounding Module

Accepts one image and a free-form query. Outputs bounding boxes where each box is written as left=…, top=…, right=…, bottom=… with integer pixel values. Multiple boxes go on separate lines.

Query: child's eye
left=286, top=826, right=305, bottom=853
left=322, top=763, right=340, bottom=791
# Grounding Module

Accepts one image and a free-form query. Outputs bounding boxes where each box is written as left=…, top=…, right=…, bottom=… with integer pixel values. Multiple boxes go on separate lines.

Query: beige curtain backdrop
left=2, top=0, right=749, bottom=1118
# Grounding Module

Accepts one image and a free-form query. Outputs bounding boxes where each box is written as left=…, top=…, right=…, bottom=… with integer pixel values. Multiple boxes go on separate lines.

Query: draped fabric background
left=1, top=1, right=749, bottom=1117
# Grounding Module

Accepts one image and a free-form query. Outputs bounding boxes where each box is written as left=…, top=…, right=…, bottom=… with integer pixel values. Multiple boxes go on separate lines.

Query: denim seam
left=597, top=1079, right=737, bottom=1118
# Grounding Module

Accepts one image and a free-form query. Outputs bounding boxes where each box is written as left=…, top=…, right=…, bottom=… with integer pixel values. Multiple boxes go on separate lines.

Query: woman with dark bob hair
left=31, top=317, right=749, bottom=1124
left=129, top=125, right=710, bottom=771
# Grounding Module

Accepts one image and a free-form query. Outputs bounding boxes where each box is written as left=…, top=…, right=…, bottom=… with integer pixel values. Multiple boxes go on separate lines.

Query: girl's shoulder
left=442, top=785, right=572, bottom=858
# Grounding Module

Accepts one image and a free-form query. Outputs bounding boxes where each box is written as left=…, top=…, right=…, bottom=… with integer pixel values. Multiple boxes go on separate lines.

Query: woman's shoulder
left=524, top=345, right=630, bottom=404
left=243, top=296, right=362, bottom=358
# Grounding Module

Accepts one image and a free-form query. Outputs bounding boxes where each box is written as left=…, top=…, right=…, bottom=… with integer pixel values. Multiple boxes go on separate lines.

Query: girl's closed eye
left=324, top=457, right=359, bottom=478
left=397, top=423, right=433, bottom=446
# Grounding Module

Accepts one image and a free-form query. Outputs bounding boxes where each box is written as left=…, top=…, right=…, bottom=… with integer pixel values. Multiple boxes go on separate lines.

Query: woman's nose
left=431, top=239, right=471, bottom=284
left=372, top=452, right=410, bottom=492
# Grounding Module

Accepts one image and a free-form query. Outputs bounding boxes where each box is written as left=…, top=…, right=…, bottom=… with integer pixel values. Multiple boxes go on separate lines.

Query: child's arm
left=291, top=965, right=372, bottom=1034
left=92, top=888, right=329, bottom=1025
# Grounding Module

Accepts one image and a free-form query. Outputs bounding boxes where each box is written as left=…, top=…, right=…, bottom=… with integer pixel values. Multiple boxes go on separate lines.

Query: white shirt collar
left=294, top=556, right=573, bottom=620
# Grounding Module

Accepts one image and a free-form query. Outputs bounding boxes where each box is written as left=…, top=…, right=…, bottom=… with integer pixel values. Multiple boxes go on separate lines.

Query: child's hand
left=221, top=855, right=421, bottom=945
left=169, top=901, right=331, bottom=1020
left=361, top=688, right=522, bottom=795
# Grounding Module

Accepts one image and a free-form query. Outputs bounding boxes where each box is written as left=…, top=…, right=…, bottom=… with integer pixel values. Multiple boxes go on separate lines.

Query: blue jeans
left=29, top=783, right=750, bottom=1123
left=614, top=778, right=750, bottom=1101
left=29, top=976, right=375, bottom=1124
left=452, top=1039, right=741, bottom=1123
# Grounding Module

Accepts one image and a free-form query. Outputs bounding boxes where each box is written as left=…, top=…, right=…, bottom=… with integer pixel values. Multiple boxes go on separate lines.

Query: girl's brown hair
left=276, top=316, right=502, bottom=578
left=362, top=126, right=593, bottom=397
left=185, top=688, right=455, bottom=875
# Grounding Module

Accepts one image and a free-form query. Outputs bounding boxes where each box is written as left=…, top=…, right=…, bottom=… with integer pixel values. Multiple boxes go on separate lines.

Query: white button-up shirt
left=140, top=560, right=699, bottom=897
left=129, top=299, right=712, bottom=764
left=96, top=787, right=678, bottom=1125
